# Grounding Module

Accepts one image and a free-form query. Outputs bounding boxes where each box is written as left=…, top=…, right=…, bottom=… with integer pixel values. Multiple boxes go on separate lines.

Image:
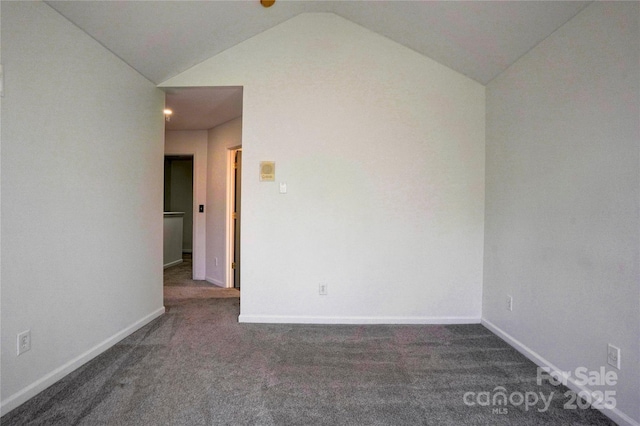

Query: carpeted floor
left=1, top=296, right=616, bottom=425
left=164, top=253, right=215, bottom=288
left=163, top=253, right=240, bottom=299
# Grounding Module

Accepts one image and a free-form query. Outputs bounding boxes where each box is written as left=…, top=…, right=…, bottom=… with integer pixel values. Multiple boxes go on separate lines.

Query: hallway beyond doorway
left=164, top=254, right=240, bottom=299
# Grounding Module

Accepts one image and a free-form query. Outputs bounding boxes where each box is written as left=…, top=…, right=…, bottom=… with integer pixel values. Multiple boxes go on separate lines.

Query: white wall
left=1, top=2, right=165, bottom=414
left=164, top=130, right=208, bottom=280
left=206, top=117, right=243, bottom=287
left=163, top=213, right=184, bottom=268
left=162, top=13, right=485, bottom=324
left=483, top=3, right=639, bottom=425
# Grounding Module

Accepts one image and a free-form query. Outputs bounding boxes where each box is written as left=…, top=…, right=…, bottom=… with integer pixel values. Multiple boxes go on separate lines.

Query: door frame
left=164, top=148, right=203, bottom=280
left=226, top=146, right=242, bottom=288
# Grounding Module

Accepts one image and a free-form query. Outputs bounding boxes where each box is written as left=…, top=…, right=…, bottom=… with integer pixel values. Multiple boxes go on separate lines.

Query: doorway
left=164, top=155, right=194, bottom=272
left=228, top=147, right=242, bottom=289
left=163, top=86, right=243, bottom=289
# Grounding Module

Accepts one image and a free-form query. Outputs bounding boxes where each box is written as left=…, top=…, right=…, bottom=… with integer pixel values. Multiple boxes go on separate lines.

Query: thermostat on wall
left=260, top=161, right=275, bottom=181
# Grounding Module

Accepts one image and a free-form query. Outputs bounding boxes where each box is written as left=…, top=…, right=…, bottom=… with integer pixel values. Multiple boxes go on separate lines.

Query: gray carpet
left=164, top=254, right=218, bottom=288
left=2, top=297, right=616, bottom=425
left=163, top=253, right=240, bottom=299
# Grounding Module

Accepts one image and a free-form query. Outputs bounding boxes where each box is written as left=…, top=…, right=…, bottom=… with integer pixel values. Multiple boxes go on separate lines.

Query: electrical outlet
left=607, top=344, right=621, bottom=370
left=319, top=283, right=328, bottom=296
left=215, top=257, right=218, bottom=267
left=506, top=296, right=513, bottom=311
left=17, top=330, right=31, bottom=356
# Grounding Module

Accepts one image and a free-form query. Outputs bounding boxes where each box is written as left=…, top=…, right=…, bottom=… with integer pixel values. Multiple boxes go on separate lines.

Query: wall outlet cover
left=17, top=330, right=31, bottom=356
left=319, top=284, right=328, bottom=295
left=607, top=344, right=620, bottom=370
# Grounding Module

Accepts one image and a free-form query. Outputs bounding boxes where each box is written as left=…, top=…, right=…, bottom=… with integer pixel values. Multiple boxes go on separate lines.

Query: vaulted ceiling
left=46, top=0, right=591, bottom=129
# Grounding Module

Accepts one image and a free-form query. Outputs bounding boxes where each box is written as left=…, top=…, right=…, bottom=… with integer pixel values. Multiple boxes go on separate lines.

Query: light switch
left=279, top=182, right=287, bottom=194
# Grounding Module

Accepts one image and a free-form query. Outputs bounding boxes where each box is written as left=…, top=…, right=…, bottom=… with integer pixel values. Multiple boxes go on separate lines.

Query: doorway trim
left=226, top=146, right=242, bottom=288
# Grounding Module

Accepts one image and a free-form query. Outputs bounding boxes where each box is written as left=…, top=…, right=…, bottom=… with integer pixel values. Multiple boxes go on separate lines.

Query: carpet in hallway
left=164, top=254, right=216, bottom=288
left=163, top=253, right=240, bottom=298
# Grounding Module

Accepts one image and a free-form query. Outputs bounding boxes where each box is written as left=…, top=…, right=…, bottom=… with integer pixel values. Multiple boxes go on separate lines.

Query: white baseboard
left=163, top=259, right=182, bottom=269
left=0, top=306, right=166, bottom=417
left=205, top=276, right=225, bottom=287
left=481, top=318, right=639, bottom=426
left=238, top=315, right=481, bottom=325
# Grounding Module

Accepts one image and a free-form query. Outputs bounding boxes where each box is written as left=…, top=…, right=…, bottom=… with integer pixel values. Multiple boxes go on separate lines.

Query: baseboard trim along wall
left=205, top=277, right=225, bottom=287
left=163, top=259, right=183, bottom=269
left=238, top=315, right=481, bottom=325
left=0, top=307, right=166, bottom=416
left=481, top=319, right=639, bottom=426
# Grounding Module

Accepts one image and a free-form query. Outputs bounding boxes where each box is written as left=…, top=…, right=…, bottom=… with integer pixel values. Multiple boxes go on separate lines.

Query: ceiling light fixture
left=260, top=0, right=275, bottom=8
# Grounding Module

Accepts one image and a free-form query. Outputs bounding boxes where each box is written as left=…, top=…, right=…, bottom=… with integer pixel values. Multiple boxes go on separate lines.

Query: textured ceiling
left=46, top=0, right=591, bottom=129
